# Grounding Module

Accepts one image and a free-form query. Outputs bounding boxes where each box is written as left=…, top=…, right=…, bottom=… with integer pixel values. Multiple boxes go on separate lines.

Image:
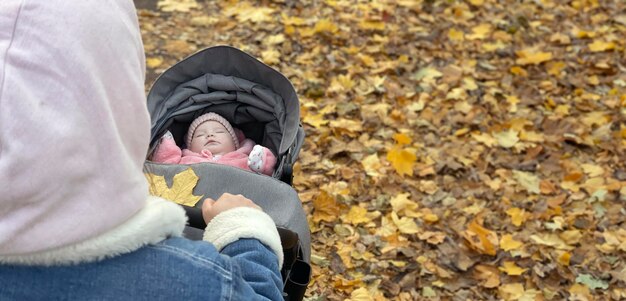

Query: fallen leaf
left=498, top=283, right=525, bottom=301
left=516, top=49, right=553, bottom=65
left=386, top=146, right=416, bottom=177
left=493, top=130, right=519, bottom=148
left=391, top=212, right=419, bottom=234
left=506, top=207, right=530, bottom=227
left=389, top=193, right=420, bottom=217
left=576, top=274, right=609, bottom=290
left=361, top=153, right=383, bottom=177
left=463, top=219, right=499, bottom=256
left=588, top=40, right=616, bottom=52
left=500, top=234, right=524, bottom=251
left=499, top=261, right=527, bottom=276
left=312, top=190, right=343, bottom=223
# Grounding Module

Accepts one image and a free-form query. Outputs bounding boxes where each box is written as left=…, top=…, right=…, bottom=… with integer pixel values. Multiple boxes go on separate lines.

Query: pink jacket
left=152, top=138, right=276, bottom=176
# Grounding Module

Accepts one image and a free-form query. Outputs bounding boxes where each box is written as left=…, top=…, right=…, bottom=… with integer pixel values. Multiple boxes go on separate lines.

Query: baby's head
left=186, top=113, right=240, bottom=155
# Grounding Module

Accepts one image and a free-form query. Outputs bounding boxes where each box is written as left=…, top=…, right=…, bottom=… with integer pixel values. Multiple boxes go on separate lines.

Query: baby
left=152, top=112, right=276, bottom=176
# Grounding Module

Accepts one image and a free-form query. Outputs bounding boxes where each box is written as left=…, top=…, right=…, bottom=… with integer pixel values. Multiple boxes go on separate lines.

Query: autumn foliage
left=138, top=0, right=626, bottom=300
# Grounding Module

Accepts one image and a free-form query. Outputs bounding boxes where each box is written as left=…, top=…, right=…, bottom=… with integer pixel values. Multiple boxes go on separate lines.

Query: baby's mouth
left=205, top=140, right=219, bottom=146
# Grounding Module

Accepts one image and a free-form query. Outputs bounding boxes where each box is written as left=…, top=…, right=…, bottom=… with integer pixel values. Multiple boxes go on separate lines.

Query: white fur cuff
left=203, top=207, right=283, bottom=268
left=0, top=196, right=187, bottom=266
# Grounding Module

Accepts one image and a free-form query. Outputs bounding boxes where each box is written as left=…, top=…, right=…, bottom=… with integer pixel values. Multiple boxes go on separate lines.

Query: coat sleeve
left=220, top=239, right=284, bottom=301
left=151, top=139, right=183, bottom=164
left=203, top=207, right=284, bottom=300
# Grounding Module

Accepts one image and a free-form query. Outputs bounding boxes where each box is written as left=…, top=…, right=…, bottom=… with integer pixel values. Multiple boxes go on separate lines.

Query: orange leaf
left=386, top=146, right=416, bottom=176
left=312, top=190, right=342, bottom=223
left=463, top=219, right=499, bottom=256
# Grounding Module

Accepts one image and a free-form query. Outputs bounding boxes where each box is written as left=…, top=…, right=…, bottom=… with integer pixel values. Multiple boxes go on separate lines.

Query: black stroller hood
left=147, top=46, right=303, bottom=173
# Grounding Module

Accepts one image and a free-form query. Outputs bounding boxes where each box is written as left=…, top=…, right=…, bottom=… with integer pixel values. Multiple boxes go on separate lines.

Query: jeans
left=0, top=237, right=283, bottom=301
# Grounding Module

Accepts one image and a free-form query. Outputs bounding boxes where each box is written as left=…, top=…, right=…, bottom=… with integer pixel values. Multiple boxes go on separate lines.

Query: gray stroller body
left=143, top=46, right=310, bottom=300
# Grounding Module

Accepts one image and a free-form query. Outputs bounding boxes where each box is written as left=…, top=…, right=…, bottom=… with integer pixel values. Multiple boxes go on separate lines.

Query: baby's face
left=189, top=121, right=237, bottom=155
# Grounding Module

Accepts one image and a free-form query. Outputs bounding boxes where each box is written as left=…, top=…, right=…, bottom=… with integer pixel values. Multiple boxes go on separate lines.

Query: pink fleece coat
left=152, top=138, right=276, bottom=176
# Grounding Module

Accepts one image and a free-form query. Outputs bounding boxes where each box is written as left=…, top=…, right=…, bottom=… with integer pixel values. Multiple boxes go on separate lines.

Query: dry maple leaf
left=462, top=219, right=499, bottom=256
left=386, top=146, right=416, bottom=177
left=312, top=190, right=343, bottom=223
left=145, top=168, right=203, bottom=207
left=157, top=0, right=198, bottom=12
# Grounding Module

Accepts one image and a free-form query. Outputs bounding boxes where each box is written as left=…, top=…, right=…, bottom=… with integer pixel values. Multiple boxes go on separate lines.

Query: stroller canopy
left=147, top=46, right=302, bottom=160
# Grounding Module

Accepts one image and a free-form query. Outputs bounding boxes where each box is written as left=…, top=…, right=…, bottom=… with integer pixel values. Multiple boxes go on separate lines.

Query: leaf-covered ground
left=137, top=0, right=626, bottom=300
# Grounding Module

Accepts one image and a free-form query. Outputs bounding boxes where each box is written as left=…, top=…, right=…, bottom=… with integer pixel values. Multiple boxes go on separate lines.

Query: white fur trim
left=203, top=207, right=283, bottom=268
left=0, top=197, right=186, bottom=266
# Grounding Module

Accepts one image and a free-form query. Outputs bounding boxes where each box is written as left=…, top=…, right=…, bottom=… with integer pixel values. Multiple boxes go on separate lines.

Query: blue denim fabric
left=0, top=237, right=283, bottom=301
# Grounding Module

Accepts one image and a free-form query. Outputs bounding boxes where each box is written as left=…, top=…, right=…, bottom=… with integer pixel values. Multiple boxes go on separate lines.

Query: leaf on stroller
left=145, top=168, right=202, bottom=206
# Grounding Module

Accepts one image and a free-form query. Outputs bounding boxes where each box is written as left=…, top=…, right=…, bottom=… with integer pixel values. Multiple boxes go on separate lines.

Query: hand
left=202, top=193, right=262, bottom=224
left=247, top=145, right=265, bottom=173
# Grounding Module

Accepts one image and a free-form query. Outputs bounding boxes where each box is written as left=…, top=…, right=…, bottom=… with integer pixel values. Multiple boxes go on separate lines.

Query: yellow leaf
left=500, top=234, right=524, bottom=251
left=418, top=231, right=446, bottom=245
left=569, top=283, right=593, bottom=300
left=226, top=4, right=275, bottom=23
left=343, top=206, right=377, bottom=225
left=357, top=54, right=376, bottom=67
left=559, top=230, right=583, bottom=245
left=462, top=77, right=478, bottom=90
left=558, top=252, right=571, bottom=266
left=335, top=241, right=354, bottom=269
left=423, top=213, right=439, bottom=223
left=463, top=219, right=499, bottom=256
left=303, top=113, right=329, bottom=129
left=516, top=49, right=553, bottom=65
left=588, top=40, right=616, bottom=52
left=482, top=41, right=507, bottom=52
left=337, top=74, right=355, bottom=90
left=265, top=34, right=285, bottom=45
left=473, top=264, right=501, bottom=288
left=393, top=133, right=412, bottom=145
left=493, top=130, right=519, bottom=148
left=361, top=154, right=383, bottom=177
left=346, top=287, right=373, bottom=301
left=506, top=207, right=529, bottom=227
left=510, top=66, right=528, bottom=76
left=314, top=19, right=339, bottom=34
left=512, top=170, right=541, bottom=194
left=499, top=261, right=527, bottom=276
left=519, top=130, right=545, bottom=142
left=261, top=49, right=281, bottom=65
left=376, top=215, right=398, bottom=237
left=547, top=61, right=567, bottom=76
left=530, top=234, right=574, bottom=250
left=281, top=14, right=307, bottom=26
left=157, top=0, right=198, bottom=12
left=466, top=23, right=492, bottom=40
left=146, top=57, right=163, bottom=68
left=448, top=28, right=465, bottom=41
left=498, top=283, right=525, bottom=301
left=329, top=119, right=362, bottom=133
left=312, top=190, right=342, bottom=223
left=391, top=212, right=419, bottom=234
left=145, top=168, right=203, bottom=207
left=472, top=132, right=497, bottom=147
left=358, top=21, right=385, bottom=31
left=390, top=193, right=420, bottom=217
left=386, top=146, right=416, bottom=176
left=582, top=111, right=610, bottom=127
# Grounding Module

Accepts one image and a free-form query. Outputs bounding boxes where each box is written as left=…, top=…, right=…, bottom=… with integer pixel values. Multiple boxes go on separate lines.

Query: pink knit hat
left=186, top=113, right=240, bottom=149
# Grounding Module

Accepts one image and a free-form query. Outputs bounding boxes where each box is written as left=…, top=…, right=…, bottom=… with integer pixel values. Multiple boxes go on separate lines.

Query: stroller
left=143, top=46, right=311, bottom=301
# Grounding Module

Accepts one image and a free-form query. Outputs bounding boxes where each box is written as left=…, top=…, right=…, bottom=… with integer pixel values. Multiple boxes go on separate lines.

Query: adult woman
left=0, top=1, right=283, bottom=300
